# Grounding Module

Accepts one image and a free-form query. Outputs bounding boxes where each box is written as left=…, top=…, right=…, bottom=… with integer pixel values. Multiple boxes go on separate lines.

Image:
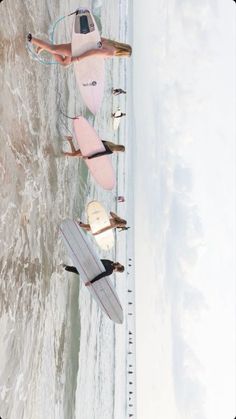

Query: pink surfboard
left=73, top=117, right=116, bottom=190
left=71, top=9, right=105, bottom=115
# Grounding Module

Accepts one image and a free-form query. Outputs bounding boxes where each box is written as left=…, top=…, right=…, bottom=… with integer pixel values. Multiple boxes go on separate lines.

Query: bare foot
left=36, top=46, right=44, bottom=55
left=65, top=136, right=73, bottom=142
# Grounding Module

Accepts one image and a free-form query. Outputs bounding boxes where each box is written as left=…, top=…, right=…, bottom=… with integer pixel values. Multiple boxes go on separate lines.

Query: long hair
left=110, top=211, right=127, bottom=227
left=107, top=39, right=132, bottom=57
left=114, top=263, right=125, bottom=272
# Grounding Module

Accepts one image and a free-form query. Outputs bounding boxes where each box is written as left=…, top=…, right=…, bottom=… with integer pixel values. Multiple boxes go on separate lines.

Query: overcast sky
left=133, top=1, right=235, bottom=418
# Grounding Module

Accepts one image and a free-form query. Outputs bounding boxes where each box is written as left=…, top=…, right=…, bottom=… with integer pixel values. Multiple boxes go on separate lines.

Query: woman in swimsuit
left=79, top=211, right=127, bottom=232
left=27, top=34, right=132, bottom=66
left=63, top=136, right=125, bottom=158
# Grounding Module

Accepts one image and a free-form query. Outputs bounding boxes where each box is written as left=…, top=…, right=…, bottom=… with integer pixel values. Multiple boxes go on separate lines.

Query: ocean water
left=0, top=1, right=135, bottom=419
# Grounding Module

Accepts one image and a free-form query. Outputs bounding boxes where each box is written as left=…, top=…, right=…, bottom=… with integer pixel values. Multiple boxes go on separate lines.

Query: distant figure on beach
left=112, top=88, right=127, bottom=95
left=118, top=196, right=125, bottom=202
left=79, top=211, right=127, bottom=233
left=63, top=260, right=124, bottom=285
left=27, top=33, right=132, bottom=66
left=112, top=110, right=126, bottom=119
left=63, top=136, right=125, bottom=158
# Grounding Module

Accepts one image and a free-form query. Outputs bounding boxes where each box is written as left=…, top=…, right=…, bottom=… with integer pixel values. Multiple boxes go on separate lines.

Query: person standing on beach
left=112, top=88, right=127, bottom=95
left=112, top=110, right=126, bottom=119
left=63, top=260, right=124, bottom=285
left=79, top=211, right=128, bottom=233
left=63, top=136, right=125, bottom=158
left=27, top=34, right=132, bottom=66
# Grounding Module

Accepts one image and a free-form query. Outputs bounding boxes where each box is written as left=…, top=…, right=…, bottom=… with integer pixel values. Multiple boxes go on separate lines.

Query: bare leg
left=63, top=138, right=85, bottom=157
left=65, top=136, right=77, bottom=153
left=78, top=222, right=91, bottom=232
left=63, top=150, right=83, bottom=157
left=31, top=36, right=72, bottom=56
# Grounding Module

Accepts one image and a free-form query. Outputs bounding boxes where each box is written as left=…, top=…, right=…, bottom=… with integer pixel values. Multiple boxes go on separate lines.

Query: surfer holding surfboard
left=65, top=117, right=117, bottom=190
left=27, top=33, right=132, bottom=66
left=63, top=260, right=124, bottom=285
left=79, top=211, right=128, bottom=233
left=27, top=9, right=132, bottom=114
left=63, top=136, right=125, bottom=158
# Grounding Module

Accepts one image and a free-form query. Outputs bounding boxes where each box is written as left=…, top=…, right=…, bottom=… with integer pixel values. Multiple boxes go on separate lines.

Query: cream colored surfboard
left=87, top=201, right=114, bottom=251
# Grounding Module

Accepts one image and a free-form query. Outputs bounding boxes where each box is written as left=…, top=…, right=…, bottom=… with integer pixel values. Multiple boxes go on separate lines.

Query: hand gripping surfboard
left=87, top=201, right=114, bottom=251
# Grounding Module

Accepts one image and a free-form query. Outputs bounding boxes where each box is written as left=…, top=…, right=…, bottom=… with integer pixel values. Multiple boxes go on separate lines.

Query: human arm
left=85, top=270, right=108, bottom=286
left=87, top=148, right=112, bottom=159
left=86, top=142, right=112, bottom=159
left=85, top=260, right=114, bottom=286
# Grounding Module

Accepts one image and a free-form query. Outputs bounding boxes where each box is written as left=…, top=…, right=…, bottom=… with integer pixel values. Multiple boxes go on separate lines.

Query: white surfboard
left=87, top=201, right=114, bottom=251
left=71, top=9, right=105, bottom=115
left=60, top=219, right=123, bottom=324
left=113, top=108, right=122, bottom=130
